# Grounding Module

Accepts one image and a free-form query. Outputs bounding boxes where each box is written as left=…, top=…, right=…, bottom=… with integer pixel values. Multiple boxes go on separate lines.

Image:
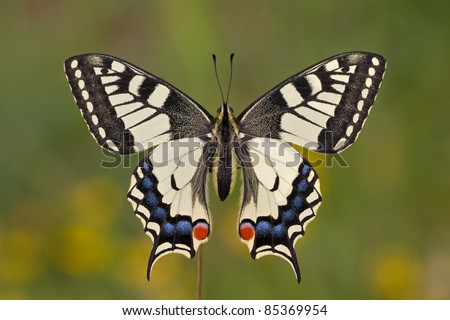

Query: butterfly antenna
left=225, top=53, right=234, bottom=106
left=212, top=54, right=226, bottom=105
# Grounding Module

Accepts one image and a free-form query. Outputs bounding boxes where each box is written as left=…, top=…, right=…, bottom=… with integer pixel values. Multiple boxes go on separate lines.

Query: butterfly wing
left=235, top=137, right=321, bottom=282
left=237, top=52, right=386, bottom=153
left=64, top=54, right=213, bottom=154
left=64, top=54, right=217, bottom=278
left=127, top=137, right=216, bottom=279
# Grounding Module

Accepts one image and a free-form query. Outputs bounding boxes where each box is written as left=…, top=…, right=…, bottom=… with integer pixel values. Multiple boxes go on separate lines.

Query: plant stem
left=197, top=245, right=203, bottom=300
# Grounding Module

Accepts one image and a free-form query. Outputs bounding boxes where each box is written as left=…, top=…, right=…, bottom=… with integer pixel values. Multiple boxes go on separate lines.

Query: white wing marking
left=147, top=84, right=170, bottom=108
left=280, top=83, right=303, bottom=107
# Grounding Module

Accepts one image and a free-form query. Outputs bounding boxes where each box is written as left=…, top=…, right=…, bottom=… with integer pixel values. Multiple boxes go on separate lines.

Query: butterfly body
left=211, top=103, right=239, bottom=201
left=64, top=52, right=386, bottom=282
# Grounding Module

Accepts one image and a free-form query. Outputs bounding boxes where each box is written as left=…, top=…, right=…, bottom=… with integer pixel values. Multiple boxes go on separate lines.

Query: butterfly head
left=216, top=104, right=234, bottom=115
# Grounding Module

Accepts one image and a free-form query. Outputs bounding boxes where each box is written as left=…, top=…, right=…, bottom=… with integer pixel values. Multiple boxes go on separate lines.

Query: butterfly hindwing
left=236, top=137, right=321, bottom=282
left=64, top=54, right=213, bottom=154
left=127, top=137, right=214, bottom=279
left=238, top=52, right=386, bottom=153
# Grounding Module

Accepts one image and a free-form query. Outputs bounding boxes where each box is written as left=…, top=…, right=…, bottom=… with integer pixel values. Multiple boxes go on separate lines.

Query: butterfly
left=64, top=52, right=386, bottom=283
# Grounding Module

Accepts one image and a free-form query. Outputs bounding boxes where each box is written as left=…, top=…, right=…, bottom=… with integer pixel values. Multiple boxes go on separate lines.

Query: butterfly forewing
left=238, top=52, right=386, bottom=153
left=64, top=54, right=213, bottom=154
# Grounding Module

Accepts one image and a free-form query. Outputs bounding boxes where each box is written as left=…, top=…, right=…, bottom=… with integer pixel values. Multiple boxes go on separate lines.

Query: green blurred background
left=1, top=0, right=449, bottom=299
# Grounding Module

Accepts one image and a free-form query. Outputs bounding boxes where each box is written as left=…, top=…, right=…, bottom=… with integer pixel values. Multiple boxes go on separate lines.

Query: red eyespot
left=239, top=222, right=255, bottom=241
left=193, top=222, right=209, bottom=241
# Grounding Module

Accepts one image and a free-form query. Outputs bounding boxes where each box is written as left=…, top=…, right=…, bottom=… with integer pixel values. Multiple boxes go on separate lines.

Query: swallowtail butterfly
left=64, top=52, right=386, bottom=282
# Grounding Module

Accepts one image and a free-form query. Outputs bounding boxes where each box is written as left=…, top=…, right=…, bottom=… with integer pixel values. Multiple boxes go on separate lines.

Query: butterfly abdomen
left=215, top=144, right=237, bottom=201
left=212, top=105, right=239, bottom=201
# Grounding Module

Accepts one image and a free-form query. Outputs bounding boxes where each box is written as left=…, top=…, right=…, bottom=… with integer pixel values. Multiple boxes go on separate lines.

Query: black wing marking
left=64, top=54, right=213, bottom=154
left=237, top=52, right=386, bottom=153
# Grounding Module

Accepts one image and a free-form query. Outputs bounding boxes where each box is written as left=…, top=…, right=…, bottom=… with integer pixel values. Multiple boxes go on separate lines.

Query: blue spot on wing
left=281, top=209, right=297, bottom=224
left=142, top=159, right=152, bottom=173
left=141, top=177, right=153, bottom=190
left=297, top=179, right=309, bottom=192
left=272, top=224, right=286, bottom=240
left=291, top=195, right=303, bottom=210
left=161, top=222, right=175, bottom=236
left=153, top=206, right=167, bottom=220
left=175, top=220, right=192, bottom=235
left=301, top=164, right=310, bottom=176
left=256, top=221, right=271, bottom=236
left=145, top=192, right=159, bottom=207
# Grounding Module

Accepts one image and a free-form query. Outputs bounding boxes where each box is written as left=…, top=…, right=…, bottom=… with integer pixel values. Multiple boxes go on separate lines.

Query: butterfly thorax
left=211, top=104, right=239, bottom=201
